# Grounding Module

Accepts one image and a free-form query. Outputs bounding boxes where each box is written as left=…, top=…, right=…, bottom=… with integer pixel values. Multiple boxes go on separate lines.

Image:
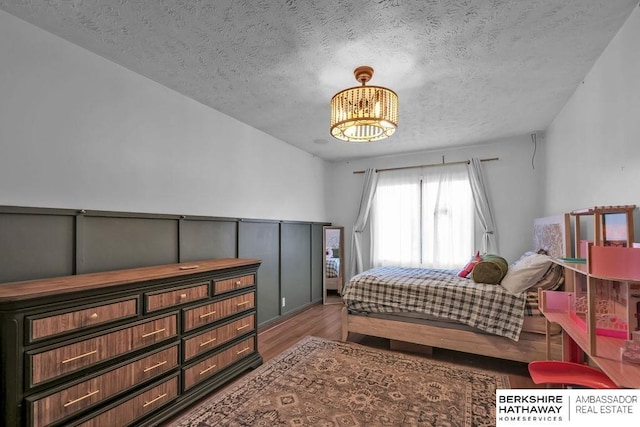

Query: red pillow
left=458, top=251, right=481, bottom=277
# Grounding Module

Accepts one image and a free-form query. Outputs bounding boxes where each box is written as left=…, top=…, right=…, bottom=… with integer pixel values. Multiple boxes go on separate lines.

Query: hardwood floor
left=259, top=302, right=539, bottom=388
left=163, top=302, right=539, bottom=424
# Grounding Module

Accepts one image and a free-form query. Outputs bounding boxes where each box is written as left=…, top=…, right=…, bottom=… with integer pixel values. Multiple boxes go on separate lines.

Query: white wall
left=327, top=135, right=546, bottom=274
left=544, top=5, right=640, bottom=217
left=5, top=2, right=638, bottom=267
left=0, top=10, right=326, bottom=222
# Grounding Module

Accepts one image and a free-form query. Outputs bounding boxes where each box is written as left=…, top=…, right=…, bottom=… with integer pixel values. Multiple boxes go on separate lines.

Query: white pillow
left=509, top=251, right=536, bottom=267
left=500, top=253, right=552, bottom=295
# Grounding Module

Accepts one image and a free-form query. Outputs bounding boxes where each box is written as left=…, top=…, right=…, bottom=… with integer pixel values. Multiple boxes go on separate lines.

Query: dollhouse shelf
left=540, top=246, right=640, bottom=388
left=570, top=205, right=635, bottom=257
left=540, top=291, right=640, bottom=388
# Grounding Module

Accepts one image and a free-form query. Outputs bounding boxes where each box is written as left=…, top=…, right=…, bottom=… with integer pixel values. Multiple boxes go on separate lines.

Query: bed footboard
left=341, top=307, right=561, bottom=363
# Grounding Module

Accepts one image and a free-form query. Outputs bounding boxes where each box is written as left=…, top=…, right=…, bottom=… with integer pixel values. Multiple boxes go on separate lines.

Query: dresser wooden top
left=0, top=258, right=261, bottom=302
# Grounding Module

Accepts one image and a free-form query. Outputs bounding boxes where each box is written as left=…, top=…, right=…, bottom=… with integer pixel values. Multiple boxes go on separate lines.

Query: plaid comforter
left=342, top=266, right=527, bottom=341
left=326, top=258, right=339, bottom=278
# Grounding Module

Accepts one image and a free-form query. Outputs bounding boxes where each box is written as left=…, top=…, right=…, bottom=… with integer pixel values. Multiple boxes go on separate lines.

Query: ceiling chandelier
left=330, top=66, right=398, bottom=143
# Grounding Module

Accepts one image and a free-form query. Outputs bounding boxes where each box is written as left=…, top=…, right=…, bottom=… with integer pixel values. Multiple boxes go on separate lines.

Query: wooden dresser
left=0, top=258, right=262, bottom=427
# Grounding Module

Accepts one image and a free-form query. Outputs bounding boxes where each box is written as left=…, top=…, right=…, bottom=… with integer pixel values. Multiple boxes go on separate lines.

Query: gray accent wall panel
left=280, top=223, right=311, bottom=315
left=79, top=216, right=178, bottom=274
left=0, top=213, right=74, bottom=283
left=238, top=221, right=280, bottom=326
left=180, top=220, right=237, bottom=261
left=311, top=223, right=324, bottom=303
left=0, top=205, right=328, bottom=330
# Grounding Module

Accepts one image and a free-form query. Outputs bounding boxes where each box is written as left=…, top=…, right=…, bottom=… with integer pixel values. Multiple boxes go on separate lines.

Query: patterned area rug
left=169, top=336, right=509, bottom=426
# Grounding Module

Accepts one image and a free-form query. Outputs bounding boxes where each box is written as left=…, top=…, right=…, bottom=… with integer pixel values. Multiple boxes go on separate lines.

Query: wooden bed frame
left=341, top=214, right=570, bottom=363
left=341, top=307, right=562, bottom=362
left=324, top=274, right=342, bottom=294
left=324, top=256, right=344, bottom=295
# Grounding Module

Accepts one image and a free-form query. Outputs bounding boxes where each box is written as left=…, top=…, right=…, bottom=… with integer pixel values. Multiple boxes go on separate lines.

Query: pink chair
left=528, top=360, right=619, bottom=389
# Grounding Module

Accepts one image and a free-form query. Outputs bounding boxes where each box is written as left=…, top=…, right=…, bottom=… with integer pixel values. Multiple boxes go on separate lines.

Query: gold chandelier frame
left=330, top=66, right=398, bottom=143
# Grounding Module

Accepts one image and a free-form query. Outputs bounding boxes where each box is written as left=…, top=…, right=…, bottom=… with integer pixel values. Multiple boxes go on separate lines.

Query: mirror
left=323, top=226, right=344, bottom=305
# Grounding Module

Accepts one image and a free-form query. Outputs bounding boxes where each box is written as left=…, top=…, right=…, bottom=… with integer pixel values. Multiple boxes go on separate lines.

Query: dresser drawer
left=74, top=375, right=179, bottom=427
left=183, top=313, right=255, bottom=362
left=183, top=292, right=255, bottom=332
left=29, top=314, right=177, bottom=386
left=29, top=344, right=178, bottom=427
left=183, top=337, right=255, bottom=391
left=214, top=274, right=255, bottom=294
left=145, top=282, right=210, bottom=313
left=27, top=298, right=138, bottom=343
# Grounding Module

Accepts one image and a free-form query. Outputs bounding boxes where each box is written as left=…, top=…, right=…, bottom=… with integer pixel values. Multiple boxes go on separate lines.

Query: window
left=372, top=164, right=474, bottom=269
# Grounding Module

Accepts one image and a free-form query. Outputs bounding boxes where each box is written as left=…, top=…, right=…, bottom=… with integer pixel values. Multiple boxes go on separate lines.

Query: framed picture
left=603, top=212, right=629, bottom=246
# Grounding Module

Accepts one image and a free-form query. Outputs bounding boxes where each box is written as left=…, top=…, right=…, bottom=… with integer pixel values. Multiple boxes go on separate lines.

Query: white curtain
left=372, top=165, right=474, bottom=269
left=372, top=169, right=421, bottom=267
left=349, top=168, right=378, bottom=279
left=467, top=157, right=498, bottom=254
left=423, top=165, right=474, bottom=268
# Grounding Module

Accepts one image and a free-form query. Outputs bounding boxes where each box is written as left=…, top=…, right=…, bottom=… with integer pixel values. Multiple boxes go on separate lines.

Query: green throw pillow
left=471, top=254, right=508, bottom=284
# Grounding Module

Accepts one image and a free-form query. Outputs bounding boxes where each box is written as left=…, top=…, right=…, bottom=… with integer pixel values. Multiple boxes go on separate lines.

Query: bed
left=341, top=215, right=570, bottom=363
left=325, top=256, right=343, bottom=294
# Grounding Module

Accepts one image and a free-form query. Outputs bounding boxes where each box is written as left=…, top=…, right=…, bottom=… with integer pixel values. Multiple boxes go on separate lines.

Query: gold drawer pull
left=199, top=337, right=217, bottom=347
left=236, top=301, right=250, bottom=307
left=236, top=324, right=250, bottom=331
left=62, top=350, right=97, bottom=364
left=179, top=293, right=187, bottom=299
left=63, top=389, right=100, bottom=407
left=143, top=360, right=168, bottom=373
left=236, top=347, right=250, bottom=355
left=235, top=280, right=242, bottom=286
left=142, top=328, right=166, bottom=338
left=143, top=393, right=167, bottom=408
left=199, top=364, right=217, bottom=375
left=199, top=310, right=217, bottom=319
left=89, top=313, right=98, bottom=320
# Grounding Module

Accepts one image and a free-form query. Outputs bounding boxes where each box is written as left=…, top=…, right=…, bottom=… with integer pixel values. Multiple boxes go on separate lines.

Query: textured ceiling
left=1, top=0, right=637, bottom=161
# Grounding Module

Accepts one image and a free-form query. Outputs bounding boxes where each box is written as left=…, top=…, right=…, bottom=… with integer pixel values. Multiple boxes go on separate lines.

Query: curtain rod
left=352, top=157, right=499, bottom=174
